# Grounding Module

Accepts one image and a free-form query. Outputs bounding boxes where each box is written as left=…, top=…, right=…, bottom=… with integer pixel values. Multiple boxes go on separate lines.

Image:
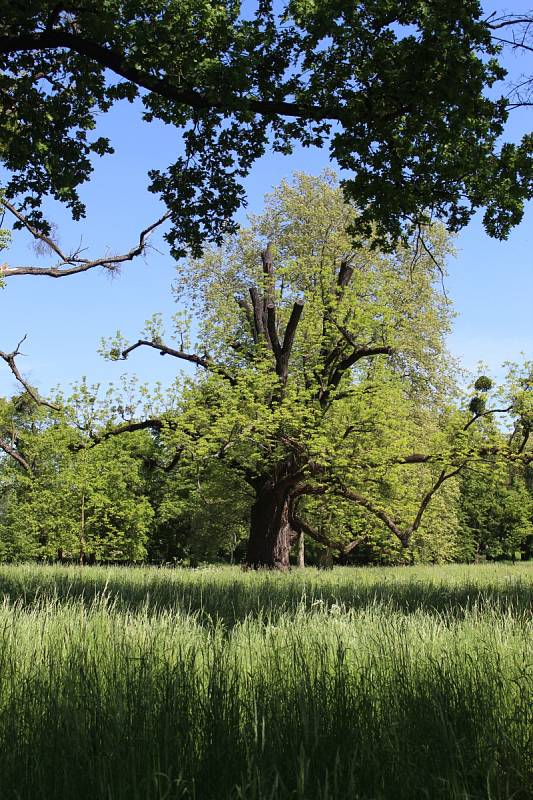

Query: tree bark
left=297, top=530, right=305, bottom=568
left=246, top=481, right=297, bottom=569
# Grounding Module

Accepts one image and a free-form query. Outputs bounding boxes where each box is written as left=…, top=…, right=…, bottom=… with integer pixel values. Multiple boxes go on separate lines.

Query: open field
left=0, top=563, right=531, bottom=800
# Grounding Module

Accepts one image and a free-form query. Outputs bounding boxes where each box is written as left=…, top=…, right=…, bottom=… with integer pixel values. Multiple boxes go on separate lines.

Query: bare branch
left=0, top=336, right=60, bottom=410
left=491, top=34, right=533, bottom=54
left=72, top=417, right=171, bottom=450
left=121, top=339, right=237, bottom=386
left=463, top=405, right=513, bottom=431
left=1, top=200, right=170, bottom=278
left=487, top=14, right=533, bottom=31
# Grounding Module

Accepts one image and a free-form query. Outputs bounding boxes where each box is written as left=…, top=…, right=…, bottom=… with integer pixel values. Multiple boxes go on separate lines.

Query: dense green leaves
left=1, top=1, right=531, bottom=252
left=0, top=396, right=154, bottom=561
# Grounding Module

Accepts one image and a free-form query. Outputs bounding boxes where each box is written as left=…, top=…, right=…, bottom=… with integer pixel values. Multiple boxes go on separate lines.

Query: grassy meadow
left=0, top=563, right=530, bottom=800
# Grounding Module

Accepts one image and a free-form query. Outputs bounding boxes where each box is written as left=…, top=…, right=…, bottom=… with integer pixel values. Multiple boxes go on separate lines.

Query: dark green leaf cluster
left=1, top=1, right=531, bottom=251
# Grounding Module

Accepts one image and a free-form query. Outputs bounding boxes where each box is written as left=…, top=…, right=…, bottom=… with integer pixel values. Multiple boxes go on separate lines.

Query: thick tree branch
left=290, top=508, right=333, bottom=549
left=73, top=417, right=170, bottom=449
left=407, top=465, right=464, bottom=537
left=289, top=502, right=364, bottom=556
left=266, top=304, right=282, bottom=360
left=261, top=244, right=274, bottom=289
left=292, top=480, right=404, bottom=540
left=338, top=486, right=407, bottom=544
left=292, top=470, right=459, bottom=549
left=121, top=339, right=237, bottom=386
left=1, top=200, right=170, bottom=278
left=278, top=300, right=304, bottom=380
left=318, top=343, right=393, bottom=406
left=0, top=437, right=31, bottom=471
left=249, top=287, right=266, bottom=342
left=517, top=426, right=530, bottom=455
left=236, top=296, right=258, bottom=343
left=0, top=31, right=342, bottom=122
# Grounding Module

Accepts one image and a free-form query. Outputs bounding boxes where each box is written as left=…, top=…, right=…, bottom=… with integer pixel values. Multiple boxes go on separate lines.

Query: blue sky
left=1, top=1, right=533, bottom=400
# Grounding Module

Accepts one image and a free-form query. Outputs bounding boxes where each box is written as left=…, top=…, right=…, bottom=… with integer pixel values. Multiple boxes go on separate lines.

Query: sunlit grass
left=0, top=563, right=530, bottom=799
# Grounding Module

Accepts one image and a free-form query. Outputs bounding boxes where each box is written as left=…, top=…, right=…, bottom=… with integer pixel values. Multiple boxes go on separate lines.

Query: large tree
left=1, top=1, right=532, bottom=258
left=107, top=172, right=492, bottom=568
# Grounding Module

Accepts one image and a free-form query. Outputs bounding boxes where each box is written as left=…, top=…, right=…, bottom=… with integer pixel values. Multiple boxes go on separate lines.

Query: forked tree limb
left=292, top=469, right=462, bottom=549
left=1, top=200, right=170, bottom=278
left=0, top=336, right=61, bottom=410
left=278, top=300, right=304, bottom=380
left=406, top=465, right=464, bottom=537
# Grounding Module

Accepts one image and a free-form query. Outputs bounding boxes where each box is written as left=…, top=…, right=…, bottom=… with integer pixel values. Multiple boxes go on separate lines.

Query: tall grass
left=0, top=564, right=530, bottom=799
left=0, top=562, right=531, bottom=622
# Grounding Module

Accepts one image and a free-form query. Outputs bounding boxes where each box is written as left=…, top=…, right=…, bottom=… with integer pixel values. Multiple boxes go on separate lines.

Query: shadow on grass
left=0, top=563, right=530, bottom=625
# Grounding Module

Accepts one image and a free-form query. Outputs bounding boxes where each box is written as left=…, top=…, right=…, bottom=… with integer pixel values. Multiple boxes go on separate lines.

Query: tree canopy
left=100, top=172, right=533, bottom=567
left=1, top=0, right=532, bottom=256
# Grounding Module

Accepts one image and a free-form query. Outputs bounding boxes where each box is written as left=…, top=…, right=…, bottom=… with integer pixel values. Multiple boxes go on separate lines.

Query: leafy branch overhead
left=1, top=1, right=533, bottom=255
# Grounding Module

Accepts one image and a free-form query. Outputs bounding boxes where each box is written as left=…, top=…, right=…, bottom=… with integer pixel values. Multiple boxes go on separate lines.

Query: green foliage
left=3, top=173, right=532, bottom=566
left=459, top=462, right=532, bottom=560
left=0, top=395, right=154, bottom=561
left=1, top=2, right=532, bottom=252
left=147, top=461, right=250, bottom=563
left=474, top=374, right=493, bottom=392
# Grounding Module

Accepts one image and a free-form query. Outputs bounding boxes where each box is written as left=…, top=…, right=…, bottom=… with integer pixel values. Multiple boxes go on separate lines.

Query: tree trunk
left=297, top=530, right=305, bottom=568
left=79, top=493, right=86, bottom=565
left=246, top=481, right=297, bottom=569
